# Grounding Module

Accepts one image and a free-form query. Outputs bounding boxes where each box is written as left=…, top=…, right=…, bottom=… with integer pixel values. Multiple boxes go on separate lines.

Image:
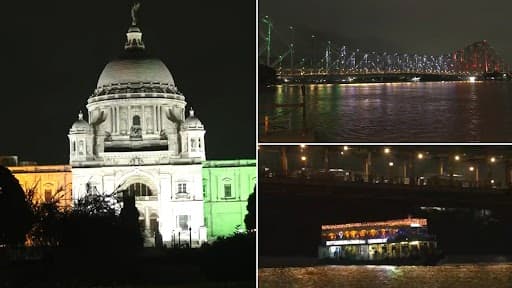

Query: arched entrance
left=117, top=173, right=159, bottom=246
left=117, top=173, right=158, bottom=201
left=126, top=182, right=154, bottom=198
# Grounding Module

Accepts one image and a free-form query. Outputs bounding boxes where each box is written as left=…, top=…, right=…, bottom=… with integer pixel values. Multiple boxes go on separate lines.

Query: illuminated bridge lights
left=260, top=18, right=508, bottom=77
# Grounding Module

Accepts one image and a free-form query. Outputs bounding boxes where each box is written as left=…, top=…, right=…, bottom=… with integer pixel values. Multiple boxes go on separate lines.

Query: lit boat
left=318, top=218, right=443, bottom=265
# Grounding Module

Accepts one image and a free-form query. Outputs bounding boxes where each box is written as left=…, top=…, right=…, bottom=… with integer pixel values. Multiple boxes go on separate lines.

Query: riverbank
left=259, top=254, right=512, bottom=268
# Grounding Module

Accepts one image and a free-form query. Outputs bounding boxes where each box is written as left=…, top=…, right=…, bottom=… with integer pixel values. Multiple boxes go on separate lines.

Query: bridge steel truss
left=259, top=18, right=509, bottom=77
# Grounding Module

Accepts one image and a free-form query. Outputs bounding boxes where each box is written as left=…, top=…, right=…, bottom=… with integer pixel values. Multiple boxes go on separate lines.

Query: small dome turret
left=70, top=111, right=93, bottom=133
left=182, top=108, right=204, bottom=130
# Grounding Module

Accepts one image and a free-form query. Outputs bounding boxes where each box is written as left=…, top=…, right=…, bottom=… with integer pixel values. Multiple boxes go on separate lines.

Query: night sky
left=259, top=0, right=512, bottom=64
left=2, top=0, right=255, bottom=164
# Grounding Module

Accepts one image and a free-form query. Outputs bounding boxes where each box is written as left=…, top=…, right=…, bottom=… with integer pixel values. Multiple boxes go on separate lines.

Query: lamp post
left=289, top=26, right=295, bottom=71
left=488, top=157, right=496, bottom=187
left=364, top=151, right=372, bottom=183
left=388, top=161, right=394, bottom=183
left=311, top=35, right=316, bottom=69
left=189, top=227, right=192, bottom=248
left=300, top=155, right=308, bottom=173
left=280, top=146, right=288, bottom=177
left=323, top=146, right=329, bottom=172
left=411, top=152, right=425, bottom=185
left=383, top=148, right=391, bottom=183
left=468, top=165, right=479, bottom=188
left=450, top=154, right=461, bottom=187
left=300, top=144, right=308, bottom=171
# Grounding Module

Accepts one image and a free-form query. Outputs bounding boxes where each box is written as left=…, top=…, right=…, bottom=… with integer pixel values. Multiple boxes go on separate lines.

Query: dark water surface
left=259, top=82, right=512, bottom=142
left=259, top=264, right=512, bottom=288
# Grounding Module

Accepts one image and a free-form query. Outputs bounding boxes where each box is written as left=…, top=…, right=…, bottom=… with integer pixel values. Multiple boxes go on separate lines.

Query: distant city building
left=7, top=165, right=73, bottom=208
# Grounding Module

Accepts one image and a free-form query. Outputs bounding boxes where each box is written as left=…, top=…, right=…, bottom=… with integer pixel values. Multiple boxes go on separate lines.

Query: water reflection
left=259, top=82, right=512, bottom=142
left=259, top=264, right=512, bottom=288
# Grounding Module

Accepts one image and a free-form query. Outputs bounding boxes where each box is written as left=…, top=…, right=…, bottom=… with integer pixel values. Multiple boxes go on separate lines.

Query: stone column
left=128, top=106, right=131, bottom=127
left=142, top=105, right=145, bottom=135
left=160, top=106, right=164, bottom=130
left=153, top=105, right=157, bottom=133
left=110, top=107, right=114, bottom=133
left=116, top=106, right=120, bottom=134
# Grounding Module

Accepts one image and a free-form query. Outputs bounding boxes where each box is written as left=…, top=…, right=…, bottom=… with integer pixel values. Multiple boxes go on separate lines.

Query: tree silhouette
left=244, top=186, right=256, bottom=231
left=26, top=183, right=68, bottom=247
left=118, top=192, right=143, bottom=250
left=0, top=166, right=33, bottom=246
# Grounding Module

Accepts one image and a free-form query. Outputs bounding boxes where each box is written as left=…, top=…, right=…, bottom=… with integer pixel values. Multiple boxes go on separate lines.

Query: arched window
left=132, top=115, right=141, bottom=126
left=130, top=115, right=142, bottom=139
left=78, top=140, right=85, bottom=155
left=150, top=213, right=159, bottom=235
left=222, top=178, right=233, bottom=199
left=191, top=138, right=197, bottom=152
left=127, top=183, right=153, bottom=197
left=44, top=183, right=54, bottom=202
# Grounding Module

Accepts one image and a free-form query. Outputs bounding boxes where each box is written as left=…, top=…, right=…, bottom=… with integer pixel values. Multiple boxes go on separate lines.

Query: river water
left=259, top=82, right=512, bottom=142
left=259, top=264, right=512, bottom=288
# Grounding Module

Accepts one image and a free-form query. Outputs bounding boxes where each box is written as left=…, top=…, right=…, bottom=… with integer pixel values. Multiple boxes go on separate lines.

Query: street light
left=384, top=148, right=391, bottom=154
left=454, top=155, right=460, bottom=161
left=489, top=157, right=496, bottom=187
left=388, top=162, right=394, bottom=167
left=417, top=153, right=424, bottom=160
left=343, top=145, right=349, bottom=151
left=301, top=156, right=307, bottom=161
left=468, top=165, right=479, bottom=187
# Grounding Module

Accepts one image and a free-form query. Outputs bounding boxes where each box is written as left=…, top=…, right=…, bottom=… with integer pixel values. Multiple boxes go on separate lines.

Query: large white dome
left=97, top=58, right=175, bottom=88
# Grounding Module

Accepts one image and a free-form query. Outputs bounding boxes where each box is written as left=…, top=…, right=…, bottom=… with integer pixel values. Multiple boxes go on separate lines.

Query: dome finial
left=131, top=2, right=141, bottom=26
left=125, top=2, right=145, bottom=51
left=78, top=111, right=84, bottom=120
left=189, top=107, right=195, bottom=117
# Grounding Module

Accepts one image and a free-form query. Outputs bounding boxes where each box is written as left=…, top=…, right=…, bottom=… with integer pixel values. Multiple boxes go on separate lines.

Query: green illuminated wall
left=202, top=159, right=256, bottom=240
